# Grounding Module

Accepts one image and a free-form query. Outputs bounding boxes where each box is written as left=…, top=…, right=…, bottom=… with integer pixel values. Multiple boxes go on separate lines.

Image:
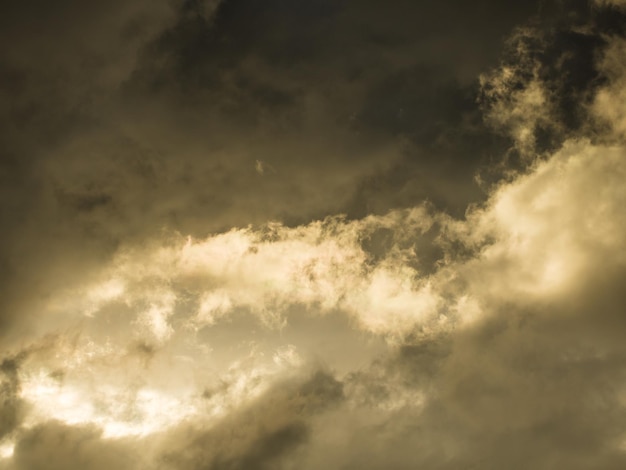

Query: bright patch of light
left=0, top=441, right=15, bottom=459
left=84, top=278, right=126, bottom=316
left=19, top=371, right=198, bottom=439
left=20, top=372, right=94, bottom=427
left=16, top=345, right=302, bottom=441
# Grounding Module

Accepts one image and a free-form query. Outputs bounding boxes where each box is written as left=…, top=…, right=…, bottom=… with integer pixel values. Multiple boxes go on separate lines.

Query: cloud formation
left=0, top=0, right=532, bottom=345
left=2, top=1, right=626, bottom=469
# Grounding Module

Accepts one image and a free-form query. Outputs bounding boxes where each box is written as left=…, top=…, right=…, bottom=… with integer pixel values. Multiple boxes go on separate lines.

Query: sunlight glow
left=19, top=371, right=198, bottom=439
left=0, top=441, right=15, bottom=459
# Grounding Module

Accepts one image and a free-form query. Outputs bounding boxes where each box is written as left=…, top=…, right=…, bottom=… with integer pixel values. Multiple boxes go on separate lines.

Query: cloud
left=594, top=37, right=626, bottom=136
left=7, top=114, right=625, bottom=467
left=0, top=0, right=181, bottom=345
left=0, top=367, right=343, bottom=470
left=2, top=1, right=626, bottom=469
left=292, top=299, right=626, bottom=469
left=37, top=130, right=625, bottom=343
left=0, top=357, right=25, bottom=441
left=8, top=421, right=137, bottom=470
left=154, top=368, right=343, bottom=470
left=0, top=0, right=545, bottom=343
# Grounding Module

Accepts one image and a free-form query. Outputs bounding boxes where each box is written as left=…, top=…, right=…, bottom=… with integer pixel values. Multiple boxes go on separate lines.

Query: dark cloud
left=160, top=369, right=343, bottom=470
left=479, top=0, right=626, bottom=167
left=0, top=0, right=176, bottom=344
left=0, top=357, right=25, bottom=441
left=289, top=267, right=626, bottom=469
left=9, top=422, right=137, bottom=470
left=122, top=0, right=538, bottom=219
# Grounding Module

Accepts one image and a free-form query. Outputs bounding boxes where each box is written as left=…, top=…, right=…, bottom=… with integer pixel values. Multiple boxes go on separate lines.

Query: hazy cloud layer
left=2, top=1, right=626, bottom=469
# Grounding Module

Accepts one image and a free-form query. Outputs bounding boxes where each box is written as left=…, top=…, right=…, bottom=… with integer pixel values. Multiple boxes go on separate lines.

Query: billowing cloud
left=2, top=1, right=626, bottom=469
left=35, top=129, right=625, bottom=342
left=4, top=130, right=626, bottom=467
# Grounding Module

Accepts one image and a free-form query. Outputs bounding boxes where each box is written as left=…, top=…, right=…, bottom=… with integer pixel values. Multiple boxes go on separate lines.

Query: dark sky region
left=2, top=0, right=626, bottom=468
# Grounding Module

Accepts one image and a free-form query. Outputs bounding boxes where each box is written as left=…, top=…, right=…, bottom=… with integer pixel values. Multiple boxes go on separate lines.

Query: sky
left=1, top=0, right=626, bottom=468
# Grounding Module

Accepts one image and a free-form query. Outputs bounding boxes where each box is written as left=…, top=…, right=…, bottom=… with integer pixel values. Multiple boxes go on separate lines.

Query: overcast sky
left=2, top=0, right=626, bottom=468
